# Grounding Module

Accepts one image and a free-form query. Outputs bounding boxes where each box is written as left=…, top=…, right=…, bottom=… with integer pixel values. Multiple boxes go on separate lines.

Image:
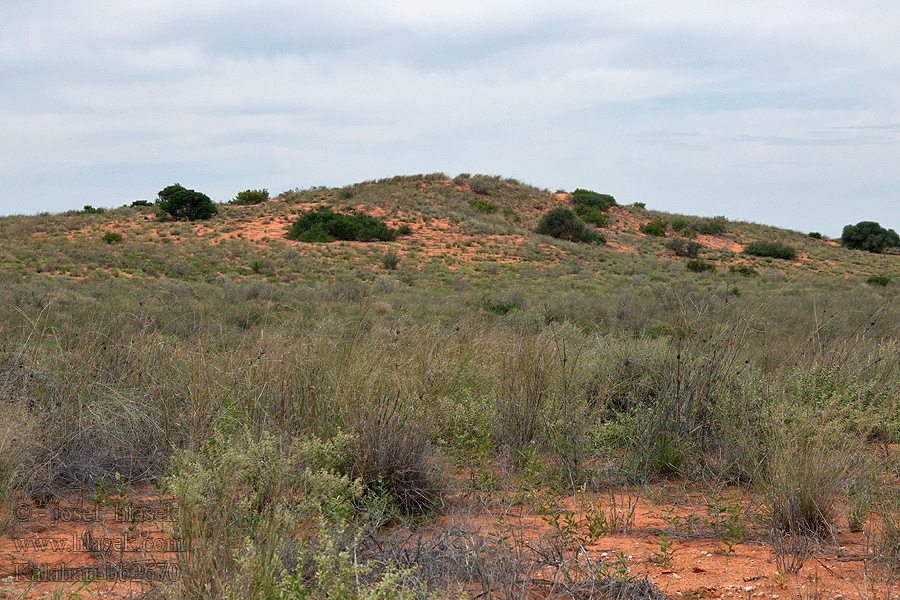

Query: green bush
left=337, top=188, right=354, bottom=199
left=157, top=183, right=218, bottom=221
left=693, top=216, right=728, bottom=235
left=666, top=239, right=702, bottom=258
left=80, top=205, right=105, bottom=215
left=231, top=189, right=269, bottom=205
left=841, top=221, right=900, bottom=253
left=640, top=220, right=667, bottom=237
left=808, top=232, right=823, bottom=239
left=867, top=275, right=891, bottom=287
left=469, top=199, right=498, bottom=214
left=535, top=208, right=600, bottom=243
left=480, top=297, right=522, bottom=315
left=503, top=208, right=521, bottom=222
left=744, top=241, right=797, bottom=260
left=382, top=250, right=400, bottom=270
left=573, top=204, right=609, bottom=227
left=571, top=189, right=616, bottom=211
left=729, top=264, right=758, bottom=277
left=286, top=205, right=399, bottom=243
left=130, top=200, right=153, bottom=207
left=101, top=232, right=123, bottom=244
left=468, top=175, right=494, bottom=196
left=686, top=259, right=715, bottom=273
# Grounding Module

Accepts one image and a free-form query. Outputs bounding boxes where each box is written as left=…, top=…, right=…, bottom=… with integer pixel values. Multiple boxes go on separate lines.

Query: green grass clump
left=729, top=264, right=758, bottom=277
left=693, top=216, right=728, bottom=235
left=286, top=205, right=400, bottom=243
left=468, top=175, right=495, bottom=195
left=686, top=259, right=715, bottom=273
left=382, top=250, right=400, bottom=270
left=470, top=199, right=498, bottom=214
left=502, top=208, right=521, bottom=222
left=744, top=241, right=797, bottom=260
left=102, top=231, right=123, bottom=244
left=867, top=275, right=891, bottom=287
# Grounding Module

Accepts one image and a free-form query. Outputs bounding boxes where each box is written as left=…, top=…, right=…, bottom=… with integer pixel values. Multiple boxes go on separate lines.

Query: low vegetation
left=2, top=173, right=900, bottom=598
left=639, top=220, right=667, bottom=237
left=744, top=240, right=798, bottom=260
left=535, top=207, right=602, bottom=243
left=286, top=205, right=401, bottom=242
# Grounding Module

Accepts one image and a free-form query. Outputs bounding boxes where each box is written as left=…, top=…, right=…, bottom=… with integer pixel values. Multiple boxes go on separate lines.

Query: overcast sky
left=2, top=1, right=898, bottom=236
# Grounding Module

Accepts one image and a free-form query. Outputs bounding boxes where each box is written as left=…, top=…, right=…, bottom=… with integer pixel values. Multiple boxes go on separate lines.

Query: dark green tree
left=535, top=208, right=600, bottom=243
left=157, top=184, right=218, bottom=221
left=841, top=221, right=900, bottom=253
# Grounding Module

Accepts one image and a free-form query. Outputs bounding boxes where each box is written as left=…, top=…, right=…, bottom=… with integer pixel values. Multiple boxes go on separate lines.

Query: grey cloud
left=1, top=1, right=899, bottom=236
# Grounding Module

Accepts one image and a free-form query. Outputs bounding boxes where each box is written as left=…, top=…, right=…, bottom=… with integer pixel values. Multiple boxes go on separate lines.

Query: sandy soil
left=2, top=483, right=895, bottom=599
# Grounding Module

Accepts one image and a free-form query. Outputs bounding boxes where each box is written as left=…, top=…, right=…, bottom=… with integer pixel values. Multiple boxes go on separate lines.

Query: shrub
left=382, top=250, right=400, bottom=270
left=631, top=202, right=646, bottom=209
left=80, top=205, right=105, bottom=214
left=535, top=208, right=599, bottom=243
left=686, top=259, right=715, bottom=273
left=286, top=205, right=399, bottom=243
left=337, top=188, right=354, bottom=199
left=693, top=216, right=728, bottom=235
left=867, top=275, right=891, bottom=287
left=480, top=297, right=522, bottom=315
left=573, top=204, right=609, bottom=227
left=729, top=264, right=758, bottom=277
left=640, top=220, right=667, bottom=237
left=346, top=396, right=439, bottom=514
left=101, top=232, right=123, bottom=244
left=503, top=208, right=521, bottom=222
left=468, top=175, right=494, bottom=195
left=666, top=239, right=702, bottom=258
left=744, top=241, right=797, bottom=260
left=130, top=200, right=153, bottom=207
left=396, top=224, right=413, bottom=236
left=231, top=188, right=269, bottom=205
left=469, top=199, right=498, bottom=214
left=767, top=403, right=859, bottom=537
left=841, top=221, right=900, bottom=253
left=808, top=232, right=823, bottom=239
left=157, top=183, right=218, bottom=221
left=571, top=189, right=616, bottom=211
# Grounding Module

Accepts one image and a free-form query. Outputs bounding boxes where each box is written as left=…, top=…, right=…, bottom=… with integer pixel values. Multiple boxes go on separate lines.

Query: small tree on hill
left=841, top=221, right=900, bottom=253
left=535, top=208, right=600, bottom=243
left=157, top=184, right=218, bottom=221
left=231, top=189, right=269, bottom=205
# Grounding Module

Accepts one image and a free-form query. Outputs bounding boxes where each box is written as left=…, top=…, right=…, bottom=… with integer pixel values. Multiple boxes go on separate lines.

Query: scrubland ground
left=2, top=174, right=900, bottom=599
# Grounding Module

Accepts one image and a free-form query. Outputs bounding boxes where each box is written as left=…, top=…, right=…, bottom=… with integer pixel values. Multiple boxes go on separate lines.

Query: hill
left=1, top=172, right=897, bottom=286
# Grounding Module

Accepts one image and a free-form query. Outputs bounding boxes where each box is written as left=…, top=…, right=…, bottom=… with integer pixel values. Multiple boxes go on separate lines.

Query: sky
left=1, top=1, right=899, bottom=237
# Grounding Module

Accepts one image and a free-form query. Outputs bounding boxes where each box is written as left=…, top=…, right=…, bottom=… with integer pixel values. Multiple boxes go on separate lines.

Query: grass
left=2, top=173, right=900, bottom=596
